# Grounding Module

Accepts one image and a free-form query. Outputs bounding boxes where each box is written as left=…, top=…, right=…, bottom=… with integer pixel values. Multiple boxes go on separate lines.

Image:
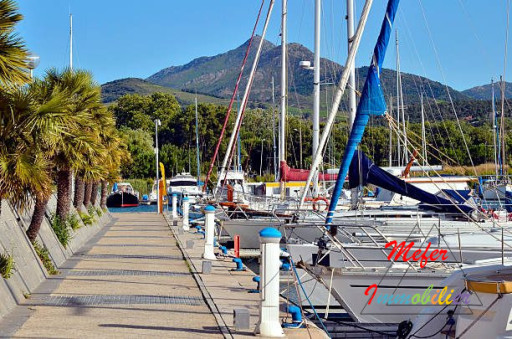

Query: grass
left=50, top=216, right=72, bottom=248
left=32, top=242, right=59, bottom=275
left=440, top=163, right=511, bottom=176
left=96, top=207, right=103, bottom=217
left=79, top=211, right=95, bottom=226
left=0, top=251, right=15, bottom=279
left=66, top=213, right=81, bottom=231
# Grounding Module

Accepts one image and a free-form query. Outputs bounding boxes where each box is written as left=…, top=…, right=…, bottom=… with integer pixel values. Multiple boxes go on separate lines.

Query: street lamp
left=26, top=53, right=40, bottom=80
left=260, top=139, right=266, bottom=177
left=293, top=128, right=302, bottom=168
left=154, top=119, right=161, bottom=213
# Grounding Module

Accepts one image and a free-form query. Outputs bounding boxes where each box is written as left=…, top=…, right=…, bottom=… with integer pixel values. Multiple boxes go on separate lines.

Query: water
left=108, top=205, right=159, bottom=213
left=108, top=205, right=203, bottom=220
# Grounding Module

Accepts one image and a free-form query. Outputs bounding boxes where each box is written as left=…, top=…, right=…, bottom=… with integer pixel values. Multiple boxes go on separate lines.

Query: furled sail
left=280, top=161, right=338, bottom=182
left=348, top=151, right=474, bottom=215
left=326, top=0, right=400, bottom=224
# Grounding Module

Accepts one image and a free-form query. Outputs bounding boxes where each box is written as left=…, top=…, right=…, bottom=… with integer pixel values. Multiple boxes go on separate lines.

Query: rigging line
left=387, top=115, right=512, bottom=241
left=203, top=0, right=265, bottom=191
left=456, top=0, right=491, bottom=64
left=222, top=1, right=275, bottom=185
left=398, top=13, right=458, bottom=161
left=417, top=0, right=477, bottom=175
left=501, top=0, right=510, bottom=171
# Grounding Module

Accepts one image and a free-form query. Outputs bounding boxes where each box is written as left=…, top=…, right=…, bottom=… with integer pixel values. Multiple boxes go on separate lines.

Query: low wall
left=0, top=193, right=112, bottom=320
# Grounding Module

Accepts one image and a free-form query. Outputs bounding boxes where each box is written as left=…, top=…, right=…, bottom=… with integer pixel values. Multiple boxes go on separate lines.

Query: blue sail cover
left=348, top=151, right=474, bottom=215
left=326, top=0, right=400, bottom=224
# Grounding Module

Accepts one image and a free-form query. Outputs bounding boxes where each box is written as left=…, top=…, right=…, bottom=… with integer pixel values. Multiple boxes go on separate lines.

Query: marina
left=2, top=0, right=512, bottom=338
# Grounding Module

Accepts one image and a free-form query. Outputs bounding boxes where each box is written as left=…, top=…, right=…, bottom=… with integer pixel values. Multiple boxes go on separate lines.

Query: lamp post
left=26, top=53, right=40, bottom=80
left=260, top=139, right=266, bottom=177
left=293, top=128, right=302, bottom=168
left=154, top=119, right=161, bottom=214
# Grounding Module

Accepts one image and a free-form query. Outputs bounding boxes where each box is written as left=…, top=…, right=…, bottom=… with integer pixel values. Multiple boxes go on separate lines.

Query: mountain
left=462, top=81, right=512, bottom=100
left=146, top=36, right=470, bottom=108
left=101, top=78, right=229, bottom=105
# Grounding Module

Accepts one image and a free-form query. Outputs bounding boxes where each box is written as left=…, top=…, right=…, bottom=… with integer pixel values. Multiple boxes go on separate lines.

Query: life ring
left=312, top=197, right=329, bottom=211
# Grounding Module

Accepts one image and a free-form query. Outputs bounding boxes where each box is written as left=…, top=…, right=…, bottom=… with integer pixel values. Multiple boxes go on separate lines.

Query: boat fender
left=231, top=258, right=245, bottom=271
left=280, top=262, right=291, bottom=271
left=197, top=230, right=205, bottom=238
left=282, top=305, right=304, bottom=328
left=248, top=276, right=260, bottom=293
left=396, top=320, right=413, bottom=339
left=219, top=246, right=228, bottom=255
left=195, top=225, right=202, bottom=232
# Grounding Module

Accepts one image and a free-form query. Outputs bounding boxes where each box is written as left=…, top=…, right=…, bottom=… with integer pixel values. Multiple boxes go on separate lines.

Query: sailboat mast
left=312, top=0, right=321, bottom=196
left=69, top=13, right=73, bottom=71
left=347, top=0, right=357, bottom=129
left=501, top=75, right=506, bottom=176
left=195, top=97, right=201, bottom=182
left=395, top=30, right=401, bottom=166
left=299, top=0, right=374, bottom=208
left=271, top=76, right=277, bottom=181
left=279, top=0, right=287, bottom=178
left=420, top=93, right=427, bottom=165
left=492, top=79, right=499, bottom=178
left=389, top=96, right=393, bottom=166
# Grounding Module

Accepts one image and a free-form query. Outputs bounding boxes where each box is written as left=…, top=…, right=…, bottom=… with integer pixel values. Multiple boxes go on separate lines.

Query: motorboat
left=106, top=182, right=139, bottom=208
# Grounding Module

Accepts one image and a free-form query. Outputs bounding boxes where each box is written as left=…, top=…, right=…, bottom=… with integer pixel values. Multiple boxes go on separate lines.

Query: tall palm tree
left=0, top=0, right=29, bottom=88
left=39, top=68, right=102, bottom=221
left=0, top=84, right=70, bottom=242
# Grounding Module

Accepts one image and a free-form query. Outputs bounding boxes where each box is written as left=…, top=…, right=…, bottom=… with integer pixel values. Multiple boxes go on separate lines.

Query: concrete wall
left=0, top=192, right=111, bottom=320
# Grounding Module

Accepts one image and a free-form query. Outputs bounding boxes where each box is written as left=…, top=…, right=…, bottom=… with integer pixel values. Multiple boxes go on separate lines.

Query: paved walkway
left=0, top=213, right=222, bottom=338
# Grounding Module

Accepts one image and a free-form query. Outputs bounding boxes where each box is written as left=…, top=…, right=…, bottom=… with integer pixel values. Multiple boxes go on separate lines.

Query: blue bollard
left=282, top=305, right=304, bottom=328
left=281, top=262, right=291, bottom=271
left=248, top=276, right=260, bottom=293
left=231, top=258, right=245, bottom=271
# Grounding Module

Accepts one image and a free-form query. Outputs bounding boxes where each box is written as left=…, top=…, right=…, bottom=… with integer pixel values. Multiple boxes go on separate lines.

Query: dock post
left=203, top=205, right=217, bottom=260
left=182, top=196, right=190, bottom=231
left=255, top=228, right=284, bottom=337
left=172, top=193, right=178, bottom=219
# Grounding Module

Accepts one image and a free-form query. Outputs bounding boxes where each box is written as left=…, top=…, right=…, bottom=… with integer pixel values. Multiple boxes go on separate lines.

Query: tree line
left=111, top=91, right=512, bottom=190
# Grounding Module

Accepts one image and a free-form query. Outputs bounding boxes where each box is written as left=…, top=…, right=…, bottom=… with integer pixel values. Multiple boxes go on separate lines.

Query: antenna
left=69, top=13, right=73, bottom=71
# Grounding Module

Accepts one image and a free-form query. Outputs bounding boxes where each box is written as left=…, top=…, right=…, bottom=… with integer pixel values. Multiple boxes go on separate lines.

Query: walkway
left=0, top=213, right=222, bottom=338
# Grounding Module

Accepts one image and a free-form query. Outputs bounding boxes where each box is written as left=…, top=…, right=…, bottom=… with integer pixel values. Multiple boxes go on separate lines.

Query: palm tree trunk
left=83, top=181, right=92, bottom=208
left=100, top=180, right=108, bottom=209
left=74, top=176, right=85, bottom=211
left=27, top=194, right=50, bottom=243
left=56, top=168, right=72, bottom=221
left=90, top=182, right=99, bottom=206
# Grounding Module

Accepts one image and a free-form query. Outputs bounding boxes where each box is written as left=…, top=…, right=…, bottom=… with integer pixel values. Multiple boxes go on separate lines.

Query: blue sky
left=17, top=1, right=510, bottom=91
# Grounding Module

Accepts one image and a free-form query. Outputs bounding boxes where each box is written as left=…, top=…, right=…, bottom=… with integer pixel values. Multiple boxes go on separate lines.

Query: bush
left=79, top=211, right=94, bottom=226
left=32, top=242, right=59, bottom=275
left=95, top=207, right=103, bottom=217
left=67, top=213, right=81, bottom=230
left=51, top=216, right=72, bottom=248
left=0, top=251, right=15, bottom=279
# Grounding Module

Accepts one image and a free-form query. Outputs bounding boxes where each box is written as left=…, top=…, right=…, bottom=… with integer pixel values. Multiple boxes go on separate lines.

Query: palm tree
left=39, top=68, right=103, bottom=221
left=0, top=0, right=29, bottom=88
left=0, top=84, right=69, bottom=242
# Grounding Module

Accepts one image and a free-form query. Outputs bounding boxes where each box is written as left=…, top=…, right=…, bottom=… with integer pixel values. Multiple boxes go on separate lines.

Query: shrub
left=0, top=251, right=15, bottom=279
left=95, top=207, right=103, bottom=217
left=32, top=242, right=59, bottom=275
left=51, top=216, right=72, bottom=248
left=79, top=212, right=94, bottom=226
left=66, top=213, right=81, bottom=230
